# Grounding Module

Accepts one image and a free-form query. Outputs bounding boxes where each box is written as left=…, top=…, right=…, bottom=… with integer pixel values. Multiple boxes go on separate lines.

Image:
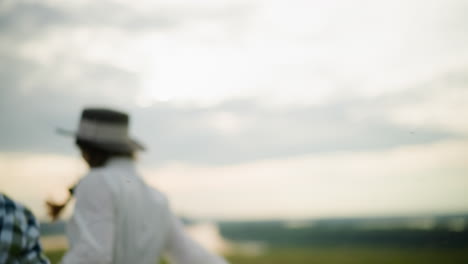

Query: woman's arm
left=164, top=212, right=229, bottom=264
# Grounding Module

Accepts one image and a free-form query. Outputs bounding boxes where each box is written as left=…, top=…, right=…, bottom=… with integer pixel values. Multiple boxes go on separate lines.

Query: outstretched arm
left=164, top=213, right=229, bottom=264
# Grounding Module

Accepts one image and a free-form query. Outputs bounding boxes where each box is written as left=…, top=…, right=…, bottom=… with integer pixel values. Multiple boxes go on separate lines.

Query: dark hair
left=76, top=138, right=135, bottom=168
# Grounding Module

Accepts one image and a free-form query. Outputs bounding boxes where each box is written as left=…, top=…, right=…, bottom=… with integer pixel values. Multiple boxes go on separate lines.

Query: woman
left=50, top=108, right=228, bottom=264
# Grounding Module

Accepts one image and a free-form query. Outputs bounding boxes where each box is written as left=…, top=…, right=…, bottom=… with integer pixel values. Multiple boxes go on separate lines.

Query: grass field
left=46, top=247, right=468, bottom=264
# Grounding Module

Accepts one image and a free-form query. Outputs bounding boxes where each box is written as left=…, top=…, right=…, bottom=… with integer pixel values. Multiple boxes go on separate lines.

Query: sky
left=1, top=0, right=468, bottom=220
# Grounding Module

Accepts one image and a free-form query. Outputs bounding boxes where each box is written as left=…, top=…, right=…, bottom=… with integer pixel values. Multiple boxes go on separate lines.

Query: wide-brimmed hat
left=58, top=108, right=145, bottom=153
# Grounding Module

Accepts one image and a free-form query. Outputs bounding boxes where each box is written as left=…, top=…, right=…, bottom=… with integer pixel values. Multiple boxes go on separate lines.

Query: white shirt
left=61, top=157, right=229, bottom=264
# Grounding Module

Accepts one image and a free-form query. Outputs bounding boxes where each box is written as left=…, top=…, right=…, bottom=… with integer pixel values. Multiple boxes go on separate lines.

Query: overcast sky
left=1, top=0, right=468, bottom=220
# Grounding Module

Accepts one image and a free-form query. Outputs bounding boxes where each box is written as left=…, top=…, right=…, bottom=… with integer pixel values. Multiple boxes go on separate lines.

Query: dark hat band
left=77, top=118, right=128, bottom=142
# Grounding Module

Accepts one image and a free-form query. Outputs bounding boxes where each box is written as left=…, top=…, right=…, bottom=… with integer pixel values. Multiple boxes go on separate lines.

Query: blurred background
left=1, top=0, right=468, bottom=263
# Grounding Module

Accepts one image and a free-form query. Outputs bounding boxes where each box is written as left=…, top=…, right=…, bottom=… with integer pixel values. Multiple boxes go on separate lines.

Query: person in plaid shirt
left=0, top=193, right=50, bottom=264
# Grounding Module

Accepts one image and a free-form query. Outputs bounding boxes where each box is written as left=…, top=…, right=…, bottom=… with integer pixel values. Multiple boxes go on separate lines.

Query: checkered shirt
left=0, top=194, right=49, bottom=264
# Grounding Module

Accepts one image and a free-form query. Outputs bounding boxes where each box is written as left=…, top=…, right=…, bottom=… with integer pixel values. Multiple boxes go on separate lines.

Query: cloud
left=132, top=97, right=456, bottom=166
left=0, top=2, right=69, bottom=39
left=0, top=0, right=252, bottom=41
left=3, top=88, right=454, bottom=166
left=382, top=65, right=468, bottom=134
left=0, top=48, right=463, bottom=165
left=0, top=53, right=141, bottom=154
left=0, top=0, right=467, bottom=166
left=144, top=138, right=468, bottom=219
left=3, top=0, right=468, bottom=106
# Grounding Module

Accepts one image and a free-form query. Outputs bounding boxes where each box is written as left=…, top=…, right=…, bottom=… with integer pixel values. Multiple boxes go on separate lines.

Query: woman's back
left=103, top=157, right=171, bottom=264
left=63, top=157, right=171, bottom=264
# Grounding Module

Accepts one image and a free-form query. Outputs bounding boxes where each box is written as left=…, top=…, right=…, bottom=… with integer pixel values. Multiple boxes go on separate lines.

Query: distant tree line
left=219, top=218, right=468, bottom=248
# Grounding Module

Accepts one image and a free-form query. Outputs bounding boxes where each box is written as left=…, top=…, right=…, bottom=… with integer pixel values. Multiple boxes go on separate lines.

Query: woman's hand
left=45, top=196, right=71, bottom=221
left=45, top=184, right=77, bottom=221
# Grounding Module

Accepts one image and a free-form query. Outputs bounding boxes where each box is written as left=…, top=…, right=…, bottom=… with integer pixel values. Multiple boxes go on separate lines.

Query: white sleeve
left=164, top=213, right=229, bottom=264
left=61, top=172, right=114, bottom=264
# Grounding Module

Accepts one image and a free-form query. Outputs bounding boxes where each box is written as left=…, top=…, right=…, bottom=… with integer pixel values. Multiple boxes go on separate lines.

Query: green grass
left=46, top=247, right=468, bottom=264
left=227, top=247, right=468, bottom=264
left=44, top=250, right=64, bottom=264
